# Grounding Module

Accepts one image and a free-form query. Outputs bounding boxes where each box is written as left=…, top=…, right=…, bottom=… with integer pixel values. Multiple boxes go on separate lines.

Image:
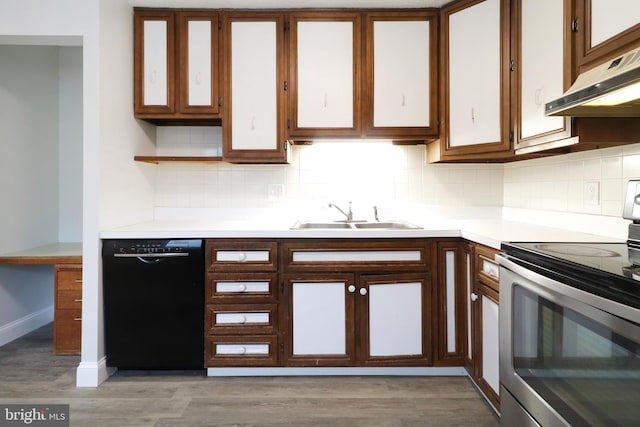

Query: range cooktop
left=501, top=242, right=640, bottom=309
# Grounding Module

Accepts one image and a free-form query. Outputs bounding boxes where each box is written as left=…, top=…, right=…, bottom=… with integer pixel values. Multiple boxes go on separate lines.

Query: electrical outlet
left=585, top=181, right=600, bottom=206
left=268, top=184, right=285, bottom=202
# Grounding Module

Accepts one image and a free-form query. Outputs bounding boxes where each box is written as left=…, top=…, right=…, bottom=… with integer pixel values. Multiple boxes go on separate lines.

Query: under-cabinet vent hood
left=545, top=45, right=640, bottom=117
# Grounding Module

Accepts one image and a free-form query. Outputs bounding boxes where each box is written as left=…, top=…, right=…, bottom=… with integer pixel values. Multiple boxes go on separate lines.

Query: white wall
left=0, top=46, right=60, bottom=253
left=98, top=0, right=156, bottom=231
left=58, top=47, right=83, bottom=242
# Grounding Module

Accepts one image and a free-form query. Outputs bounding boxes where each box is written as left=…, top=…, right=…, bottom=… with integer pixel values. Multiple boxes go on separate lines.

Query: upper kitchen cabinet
left=134, top=9, right=222, bottom=123
left=574, top=0, right=640, bottom=75
left=511, top=0, right=576, bottom=154
left=221, top=12, right=289, bottom=163
left=288, top=12, right=362, bottom=140
left=428, top=0, right=512, bottom=163
left=364, top=11, right=439, bottom=140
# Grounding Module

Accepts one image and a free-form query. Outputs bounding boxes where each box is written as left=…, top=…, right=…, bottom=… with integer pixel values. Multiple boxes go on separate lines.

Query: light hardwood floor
left=0, top=324, right=500, bottom=427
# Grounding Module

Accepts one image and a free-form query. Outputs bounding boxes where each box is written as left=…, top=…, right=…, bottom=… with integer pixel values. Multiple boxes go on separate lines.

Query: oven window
left=513, top=285, right=640, bottom=427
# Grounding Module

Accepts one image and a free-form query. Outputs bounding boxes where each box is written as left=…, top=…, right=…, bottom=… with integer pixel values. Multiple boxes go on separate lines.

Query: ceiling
left=129, top=0, right=451, bottom=9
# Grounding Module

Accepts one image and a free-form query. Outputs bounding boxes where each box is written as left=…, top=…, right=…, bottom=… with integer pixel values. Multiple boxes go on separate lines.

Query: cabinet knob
left=238, top=315, right=247, bottom=324
left=347, top=285, right=356, bottom=293
left=471, top=292, right=478, bottom=302
left=238, top=252, right=247, bottom=262
left=238, top=284, right=247, bottom=292
left=359, top=288, right=367, bottom=296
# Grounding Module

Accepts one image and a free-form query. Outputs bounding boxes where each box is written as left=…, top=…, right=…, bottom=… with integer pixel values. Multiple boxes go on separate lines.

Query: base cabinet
left=282, top=272, right=432, bottom=367
left=205, top=240, right=279, bottom=367
left=467, top=243, right=501, bottom=410
left=54, top=264, right=82, bottom=355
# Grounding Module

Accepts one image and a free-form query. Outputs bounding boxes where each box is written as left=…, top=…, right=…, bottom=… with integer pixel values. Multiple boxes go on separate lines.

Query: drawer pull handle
left=73, top=317, right=82, bottom=321
left=74, top=299, right=83, bottom=302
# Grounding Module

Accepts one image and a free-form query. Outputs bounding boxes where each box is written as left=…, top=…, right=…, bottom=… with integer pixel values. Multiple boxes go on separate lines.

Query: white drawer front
left=292, top=250, right=421, bottom=263
left=216, top=344, right=270, bottom=355
left=215, top=312, right=270, bottom=325
left=481, top=258, right=499, bottom=279
left=216, top=250, right=270, bottom=262
left=215, top=281, right=270, bottom=293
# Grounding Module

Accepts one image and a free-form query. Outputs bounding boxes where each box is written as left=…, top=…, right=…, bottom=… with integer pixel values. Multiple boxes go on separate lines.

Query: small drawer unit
left=205, top=239, right=279, bottom=367
left=475, top=244, right=500, bottom=293
left=54, top=263, right=82, bottom=355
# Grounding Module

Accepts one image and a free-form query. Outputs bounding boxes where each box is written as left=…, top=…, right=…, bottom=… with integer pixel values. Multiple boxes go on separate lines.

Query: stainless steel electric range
left=497, top=181, right=640, bottom=427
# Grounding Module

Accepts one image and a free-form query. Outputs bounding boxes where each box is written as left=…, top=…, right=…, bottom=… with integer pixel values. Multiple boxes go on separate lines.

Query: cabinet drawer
left=56, top=289, right=83, bottom=310
left=206, top=304, right=277, bottom=335
left=54, top=308, right=82, bottom=355
left=282, top=240, right=430, bottom=272
left=475, top=245, right=500, bottom=291
left=207, top=273, right=278, bottom=303
left=55, top=265, right=82, bottom=290
left=206, top=240, right=278, bottom=272
left=206, top=335, right=278, bottom=366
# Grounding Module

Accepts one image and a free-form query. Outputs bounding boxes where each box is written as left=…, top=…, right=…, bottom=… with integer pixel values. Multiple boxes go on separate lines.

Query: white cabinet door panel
left=143, top=20, right=168, bottom=106
left=187, top=20, right=212, bottom=107
left=368, top=282, right=422, bottom=356
left=449, top=0, right=501, bottom=147
left=297, top=21, right=354, bottom=128
left=231, top=21, right=278, bottom=150
left=482, top=294, right=500, bottom=394
left=590, top=0, right=640, bottom=48
left=373, top=20, right=430, bottom=127
left=292, top=281, right=346, bottom=355
left=520, top=0, right=565, bottom=139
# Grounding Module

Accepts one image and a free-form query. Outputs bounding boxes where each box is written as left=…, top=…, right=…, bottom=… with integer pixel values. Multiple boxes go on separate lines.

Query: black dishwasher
left=102, top=239, right=204, bottom=370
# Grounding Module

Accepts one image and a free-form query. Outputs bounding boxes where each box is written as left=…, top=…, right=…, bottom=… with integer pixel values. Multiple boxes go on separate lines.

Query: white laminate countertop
left=100, top=208, right=626, bottom=250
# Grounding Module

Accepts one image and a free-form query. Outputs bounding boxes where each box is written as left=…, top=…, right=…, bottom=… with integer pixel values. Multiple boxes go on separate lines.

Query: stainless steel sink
left=291, top=220, right=422, bottom=230
left=353, top=221, right=422, bottom=229
left=291, top=221, right=355, bottom=229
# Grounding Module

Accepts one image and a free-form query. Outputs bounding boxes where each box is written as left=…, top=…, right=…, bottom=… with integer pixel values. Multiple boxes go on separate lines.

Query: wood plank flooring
left=0, top=324, right=500, bottom=427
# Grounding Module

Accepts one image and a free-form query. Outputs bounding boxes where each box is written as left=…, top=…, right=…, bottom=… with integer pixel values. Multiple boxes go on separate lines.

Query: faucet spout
left=328, top=201, right=353, bottom=222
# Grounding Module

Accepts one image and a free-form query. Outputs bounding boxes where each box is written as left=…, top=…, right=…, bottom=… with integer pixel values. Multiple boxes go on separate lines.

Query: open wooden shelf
left=134, top=156, right=224, bottom=164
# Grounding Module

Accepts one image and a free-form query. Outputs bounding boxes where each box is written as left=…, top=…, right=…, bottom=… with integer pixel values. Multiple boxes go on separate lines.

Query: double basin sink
left=291, top=220, right=422, bottom=230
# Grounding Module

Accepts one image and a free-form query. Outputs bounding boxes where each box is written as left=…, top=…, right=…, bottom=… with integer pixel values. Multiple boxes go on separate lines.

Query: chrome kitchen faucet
left=328, top=201, right=353, bottom=222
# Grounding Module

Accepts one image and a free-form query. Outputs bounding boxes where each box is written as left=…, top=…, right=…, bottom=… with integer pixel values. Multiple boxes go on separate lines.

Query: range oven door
left=499, top=256, right=640, bottom=427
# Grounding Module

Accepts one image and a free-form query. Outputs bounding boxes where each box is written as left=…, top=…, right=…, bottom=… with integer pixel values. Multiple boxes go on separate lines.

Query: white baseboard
left=76, top=356, right=113, bottom=387
left=0, top=305, right=54, bottom=347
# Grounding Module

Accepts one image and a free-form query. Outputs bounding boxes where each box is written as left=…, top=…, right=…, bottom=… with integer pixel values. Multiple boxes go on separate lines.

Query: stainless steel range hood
left=545, top=45, right=640, bottom=117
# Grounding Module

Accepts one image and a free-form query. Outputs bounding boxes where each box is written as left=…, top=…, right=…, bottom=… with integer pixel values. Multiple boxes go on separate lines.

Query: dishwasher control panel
left=104, top=239, right=202, bottom=255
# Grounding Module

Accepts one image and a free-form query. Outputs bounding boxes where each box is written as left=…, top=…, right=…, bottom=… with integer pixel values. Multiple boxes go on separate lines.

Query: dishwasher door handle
left=113, top=253, right=190, bottom=258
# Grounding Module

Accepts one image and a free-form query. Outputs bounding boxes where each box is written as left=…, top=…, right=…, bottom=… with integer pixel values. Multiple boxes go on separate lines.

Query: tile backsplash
left=154, top=126, right=640, bottom=217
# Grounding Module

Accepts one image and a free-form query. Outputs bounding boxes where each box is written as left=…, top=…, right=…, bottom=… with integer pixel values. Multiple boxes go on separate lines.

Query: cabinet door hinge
left=509, top=59, right=515, bottom=72
left=287, top=119, right=291, bottom=129
left=280, top=343, right=285, bottom=355
left=572, top=17, right=579, bottom=32
left=284, top=140, right=288, bottom=151
left=284, top=21, right=290, bottom=32
left=280, top=281, right=285, bottom=294
left=218, top=96, right=223, bottom=107
left=218, top=20, right=222, bottom=31
left=509, top=130, right=514, bottom=143
left=284, top=80, right=288, bottom=91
